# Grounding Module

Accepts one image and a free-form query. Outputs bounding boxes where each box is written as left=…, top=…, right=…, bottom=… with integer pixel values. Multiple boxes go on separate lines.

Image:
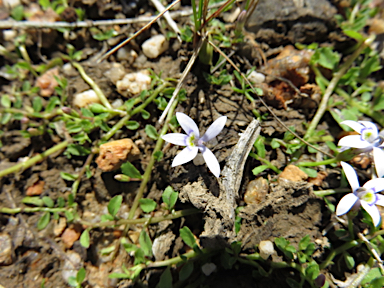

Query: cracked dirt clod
left=96, top=138, right=141, bottom=172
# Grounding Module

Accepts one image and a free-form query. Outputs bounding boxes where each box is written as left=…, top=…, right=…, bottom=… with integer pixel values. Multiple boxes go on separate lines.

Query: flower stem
left=319, top=240, right=359, bottom=270
left=124, top=94, right=179, bottom=233
left=313, top=188, right=350, bottom=197
left=305, top=34, right=375, bottom=139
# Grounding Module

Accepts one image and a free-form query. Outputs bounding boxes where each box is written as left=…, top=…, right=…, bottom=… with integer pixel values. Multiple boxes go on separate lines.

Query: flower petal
left=363, top=178, right=384, bottom=193
left=336, top=193, right=359, bottom=216
left=359, top=121, right=379, bottom=138
left=375, top=194, right=384, bottom=207
left=338, top=135, right=372, bottom=149
left=340, top=120, right=365, bottom=134
left=201, top=146, right=221, bottom=177
left=171, top=146, right=198, bottom=167
left=361, top=201, right=382, bottom=226
left=373, top=147, right=384, bottom=178
left=341, top=162, right=360, bottom=192
left=176, top=112, right=199, bottom=138
left=201, top=116, right=227, bottom=143
left=162, top=133, right=188, bottom=146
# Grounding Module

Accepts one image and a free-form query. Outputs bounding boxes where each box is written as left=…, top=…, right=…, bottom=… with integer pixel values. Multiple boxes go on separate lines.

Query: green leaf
left=180, top=227, right=197, bottom=249
left=22, top=196, right=44, bottom=207
left=65, top=211, right=74, bottom=222
left=154, top=151, right=163, bottom=161
left=299, top=167, right=317, bottom=178
left=252, top=165, right=269, bottom=175
left=32, top=97, right=43, bottom=112
left=270, top=138, right=280, bottom=149
left=139, top=198, right=157, bottom=213
left=108, top=195, right=122, bottom=217
left=46, top=97, right=61, bottom=112
left=67, top=276, right=78, bottom=287
left=11, top=5, right=24, bottom=21
left=42, top=196, right=54, bottom=208
left=65, top=144, right=91, bottom=157
left=60, top=172, right=78, bottom=181
left=57, top=197, right=65, bottom=208
left=370, top=277, right=384, bottom=288
left=121, top=162, right=142, bottom=179
left=139, top=230, right=152, bottom=257
left=37, top=212, right=50, bottom=230
left=80, top=229, right=90, bottom=248
left=101, top=214, right=114, bottom=222
left=311, top=47, right=340, bottom=70
left=145, top=124, right=159, bottom=140
left=156, top=267, right=173, bottom=288
left=179, top=261, right=194, bottom=281
left=1, top=95, right=11, bottom=108
left=299, top=235, right=311, bottom=251
left=77, top=267, right=86, bottom=283
left=162, top=186, right=178, bottom=210
left=344, top=252, right=355, bottom=270
left=141, top=110, right=150, bottom=120
left=305, top=262, right=320, bottom=280
left=342, top=29, right=363, bottom=41
left=362, top=267, right=382, bottom=285
left=39, top=0, right=50, bottom=9
left=134, top=248, right=145, bottom=265
left=126, top=121, right=140, bottom=130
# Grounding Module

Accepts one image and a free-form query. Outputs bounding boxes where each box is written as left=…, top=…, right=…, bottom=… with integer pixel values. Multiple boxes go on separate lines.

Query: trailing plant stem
left=0, top=141, right=68, bottom=178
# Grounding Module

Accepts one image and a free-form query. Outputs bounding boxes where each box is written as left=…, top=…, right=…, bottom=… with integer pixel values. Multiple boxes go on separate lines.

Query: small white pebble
left=201, top=263, right=216, bottom=276
left=259, top=240, right=275, bottom=260
left=142, top=35, right=169, bottom=59
left=105, top=63, right=126, bottom=84
left=116, top=71, right=151, bottom=96
left=62, top=251, right=82, bottom=284
left=3, top=30, right=17, bottom=41
left=247, top=71, right=265, bottom=84
left=73, top=89, right=101, bottom=108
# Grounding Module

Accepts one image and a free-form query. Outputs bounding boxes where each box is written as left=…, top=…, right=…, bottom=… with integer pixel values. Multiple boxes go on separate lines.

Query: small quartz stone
left=244, top=177, right=269, bottom=205
left=73, top=89, right=101, bottom=108
left=259, top=240, right=275, bottom=260
left=141, top=34, right=169, bottom=59
left=116, top=71, right=151, bottom=96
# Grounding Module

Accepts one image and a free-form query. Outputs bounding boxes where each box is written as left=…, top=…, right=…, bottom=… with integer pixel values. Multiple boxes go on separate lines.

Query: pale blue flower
left=338, top=120, right=384, bottom=178
left=336, top=162, right=384, bottom=226
left=162, top=112, right=227, bottom=177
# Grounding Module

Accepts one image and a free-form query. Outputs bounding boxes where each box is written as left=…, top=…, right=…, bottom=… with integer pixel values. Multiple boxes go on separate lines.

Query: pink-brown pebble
left=96, top=138, right=140, bottom=172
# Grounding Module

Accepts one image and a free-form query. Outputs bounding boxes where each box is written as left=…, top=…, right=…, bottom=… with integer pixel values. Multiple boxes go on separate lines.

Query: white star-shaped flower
left=162, top=112, right=227, bottom=178
left=338, top=120, right=384, bottom=178
left=336, top=162, right=384, bottom=226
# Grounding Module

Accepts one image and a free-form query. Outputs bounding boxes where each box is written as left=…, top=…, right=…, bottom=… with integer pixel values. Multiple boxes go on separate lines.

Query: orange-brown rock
left=35, top=67, right=59, bottom=97
left=61, top=226, right=81, bottom=248
left=26, top=180, right=45, bottom=196
left=279, top=165, right=308, bottom=182
left=96, top=139, right=140, bottom=172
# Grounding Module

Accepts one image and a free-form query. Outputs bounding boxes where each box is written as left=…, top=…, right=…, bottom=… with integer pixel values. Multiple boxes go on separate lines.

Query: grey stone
left=246, top=0, right=337, bottom=45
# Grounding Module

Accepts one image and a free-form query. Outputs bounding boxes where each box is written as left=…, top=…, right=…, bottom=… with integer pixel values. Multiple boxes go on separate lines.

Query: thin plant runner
left=162, top=112, right=227, bottom=178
